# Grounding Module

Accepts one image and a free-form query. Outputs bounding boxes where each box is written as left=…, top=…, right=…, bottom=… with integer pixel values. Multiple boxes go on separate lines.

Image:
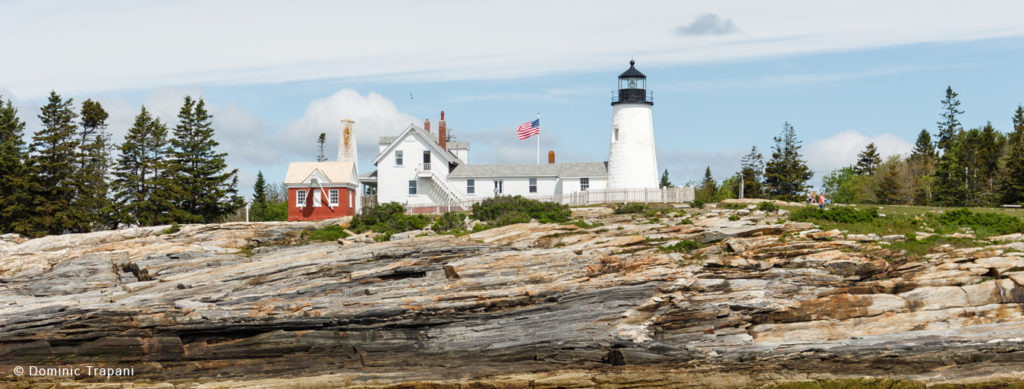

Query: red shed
left=284, top=161, right=359, bottom=221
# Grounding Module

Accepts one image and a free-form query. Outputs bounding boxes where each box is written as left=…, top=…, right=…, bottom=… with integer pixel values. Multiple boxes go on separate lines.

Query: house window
left=423, top=151, right=431, bottom=170
left=580, top=178, right=590, bottom=191
left=467, top=179, right=475, bottom=194
left=296, top=189, right=307, bottom=207
left=493, top=180, right=503, bottom=194
left=409, top=180, right=417, bottom=195
left=312, top=189, right=322, bottom=207
left=349, top=192, right=354, bottom=208
left=329, top=189, right=339, bottom=206
left=396, top=150, right=404, bottom=166
left=529, top=178, right=537, bottom=193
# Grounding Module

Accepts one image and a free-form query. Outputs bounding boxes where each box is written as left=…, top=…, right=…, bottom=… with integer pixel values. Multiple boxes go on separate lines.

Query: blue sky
left=3, top=1, right=1024, bottom=198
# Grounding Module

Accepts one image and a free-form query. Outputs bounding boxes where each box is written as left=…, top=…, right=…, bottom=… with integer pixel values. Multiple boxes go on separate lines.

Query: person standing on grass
left=819, top=193, right=826, bottom=209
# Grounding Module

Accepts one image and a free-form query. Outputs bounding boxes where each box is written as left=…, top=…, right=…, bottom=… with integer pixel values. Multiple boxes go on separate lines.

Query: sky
left=3, top=0, right=1024, bottom=198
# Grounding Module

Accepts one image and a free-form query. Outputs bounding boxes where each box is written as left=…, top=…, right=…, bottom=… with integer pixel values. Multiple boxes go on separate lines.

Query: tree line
left=0, top=92, right=243, bottom=237
left=695, top=86, right=1024, bottom=207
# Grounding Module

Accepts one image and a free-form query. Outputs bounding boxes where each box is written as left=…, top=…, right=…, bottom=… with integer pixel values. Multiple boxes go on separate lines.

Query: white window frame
left=529, top=178, right=537, bottom=193
left=296, top=189, right=307, bottom=207
left=467, top=179, right=475, bottom=194
left=312, top=189, right=322, bottom=207
left=349, top=191, right=354, bottom=208
left=580, top=178, right=589, bottom=191
left=494, top=180, right=503, bottom=194
left=329, top=189, right=339, bottom=206
left=396, top=150, right=404, bottom=166
left=409, top=180, right=417, bottom=195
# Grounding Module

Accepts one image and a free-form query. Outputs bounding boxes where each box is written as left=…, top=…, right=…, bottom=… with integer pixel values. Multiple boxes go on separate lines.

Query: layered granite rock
left=3, top=208, right=1024, bottom=387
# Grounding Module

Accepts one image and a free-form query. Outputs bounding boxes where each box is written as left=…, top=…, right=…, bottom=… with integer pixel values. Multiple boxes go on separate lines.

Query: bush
left=304, top=225, right=350, bottom=241
left=349, top=202, right=430, bottom=235
left=659, top=240, right=701, bottom=253
left=433, top=211, right=467, bottom=233
left=472, top=196, right=570, bottom=226
left=258, top=201, right=288, bottom=221
left=728, top=215, right=740, bottom=221
left=934, top=208, right=1024, bottom=235
left=758, top=202, right=779, bottom=212
left=790, top=206, right=879, bottom=223
left=162, top=223, right=181, bottom=235
left=613, top=202, right=648, bottom=214
left=691, top=199, right=705, bottom=209
left=721, top=203, right=746, bottom=210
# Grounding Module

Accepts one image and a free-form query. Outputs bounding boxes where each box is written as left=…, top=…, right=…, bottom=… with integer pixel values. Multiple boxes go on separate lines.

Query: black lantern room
left=612, top=60, right=653, bottom=106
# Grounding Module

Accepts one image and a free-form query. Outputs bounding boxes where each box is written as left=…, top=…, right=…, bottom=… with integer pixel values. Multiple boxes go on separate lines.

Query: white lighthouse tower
left=607, top=60, right=658, bottom=189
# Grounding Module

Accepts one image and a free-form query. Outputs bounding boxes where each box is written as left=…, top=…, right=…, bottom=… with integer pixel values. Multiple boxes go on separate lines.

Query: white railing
left=399, top=186, right=695, bottom=215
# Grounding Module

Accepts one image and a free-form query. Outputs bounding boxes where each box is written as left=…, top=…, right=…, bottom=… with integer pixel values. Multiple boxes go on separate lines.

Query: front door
left=423, top=151, right=431, bottom=170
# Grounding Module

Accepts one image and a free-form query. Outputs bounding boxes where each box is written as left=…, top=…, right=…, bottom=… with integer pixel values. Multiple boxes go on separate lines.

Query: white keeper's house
left=359, top=60, right=692, bottom=211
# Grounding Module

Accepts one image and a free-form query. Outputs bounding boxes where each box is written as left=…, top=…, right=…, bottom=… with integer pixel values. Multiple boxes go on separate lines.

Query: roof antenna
left=409, top=92, right=414, bottom=124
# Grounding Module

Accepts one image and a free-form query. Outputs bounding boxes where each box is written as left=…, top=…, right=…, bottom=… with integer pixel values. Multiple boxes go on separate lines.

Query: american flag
left=517, top=119, right=540, bottom=140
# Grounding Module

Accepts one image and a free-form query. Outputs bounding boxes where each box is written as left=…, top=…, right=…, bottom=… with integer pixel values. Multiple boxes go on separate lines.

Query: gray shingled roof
left=448, top=161, right=607, bottom=179
left=379, top=136, right=468, bottom=150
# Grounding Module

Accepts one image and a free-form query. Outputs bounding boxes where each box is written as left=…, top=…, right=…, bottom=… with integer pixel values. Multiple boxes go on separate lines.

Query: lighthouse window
left=614, top=127, right=619, bottom=141
left=628, top=80, right=636, bottom=88
left=580, top=178, right=590, bottom=191
left=467, top=179, right=475, bottom=194
left=529, top=178, right=537, bottom=193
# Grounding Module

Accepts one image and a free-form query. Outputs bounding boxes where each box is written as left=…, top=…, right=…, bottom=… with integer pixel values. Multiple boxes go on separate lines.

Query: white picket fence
left=377, top=186, right=695, bottom=215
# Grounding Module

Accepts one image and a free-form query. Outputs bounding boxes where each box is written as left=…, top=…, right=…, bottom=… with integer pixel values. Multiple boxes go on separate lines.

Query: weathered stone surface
left=4, top=210, right=1024, bottom=387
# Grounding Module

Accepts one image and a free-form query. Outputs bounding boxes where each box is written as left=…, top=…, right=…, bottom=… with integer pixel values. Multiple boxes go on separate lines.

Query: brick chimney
left=438, top=111, right=447, bottom=150
left=424, top=118, right=430, bottom=133
left=548, top=150, right=555, bottom=164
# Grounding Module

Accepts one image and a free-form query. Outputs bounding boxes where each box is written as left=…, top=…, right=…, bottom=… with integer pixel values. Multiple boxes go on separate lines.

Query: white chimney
left=338, top=119, right=357, bottom=163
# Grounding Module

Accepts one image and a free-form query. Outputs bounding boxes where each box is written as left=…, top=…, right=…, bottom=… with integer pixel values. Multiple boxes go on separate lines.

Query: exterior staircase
left=415, top=164, right=464, bottom=204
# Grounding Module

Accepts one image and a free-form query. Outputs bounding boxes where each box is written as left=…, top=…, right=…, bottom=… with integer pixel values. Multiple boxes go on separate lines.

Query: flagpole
left=536, top=112, right=541, bottom=164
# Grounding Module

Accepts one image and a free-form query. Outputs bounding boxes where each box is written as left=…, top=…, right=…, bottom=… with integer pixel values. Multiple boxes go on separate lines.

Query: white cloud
left=3, top=1, right=1024, bottom=98
left=804, top=130, right=914, bottom=174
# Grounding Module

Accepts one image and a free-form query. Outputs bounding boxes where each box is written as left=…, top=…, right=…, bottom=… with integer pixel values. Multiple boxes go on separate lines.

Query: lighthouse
left=607, top=60, right=658, bottom=189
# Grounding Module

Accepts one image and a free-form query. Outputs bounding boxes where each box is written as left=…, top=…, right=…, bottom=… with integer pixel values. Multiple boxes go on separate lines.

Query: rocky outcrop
left=3, top=208, right=1024, bottom=387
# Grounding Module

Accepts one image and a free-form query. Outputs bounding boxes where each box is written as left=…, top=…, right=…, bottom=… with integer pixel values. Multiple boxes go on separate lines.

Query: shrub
left=162, top=223, right=181, bottom=235
left=728, top=215, right=740, bottom=221
left=613, top=202, right=648, bottom=214
left=349, top=202, right=430, bottom=235
left=433, top=211, right=467, bottom=233
left=758, top=202, right=779, bottom=212
left=678, top=218, right=693, bottom=225
left=472, top=196, right=571, bottom=226
left=659, top=240, right=701, bottom=253
left=721, top=203, right=746, bottom=210
left=304, top=225, right=350, bottom=242
left=790, top=206, right=879, bottom=223
left=691, top=199, right=705, bottom=209
left=259, top=201, right=288, bottom=221
left=934, top=208, right=1024, bottom=236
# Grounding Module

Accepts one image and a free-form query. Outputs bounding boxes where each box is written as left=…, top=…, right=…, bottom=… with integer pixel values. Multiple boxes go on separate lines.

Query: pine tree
left=0, top=97, right=32, bottom=235
left=854, top=143, right=882, bottom=175
left=696, top=166, right=717, bottom=201
left=316, top=132, right=327, bottom=162
left=909, top=129, right=937, bottom=205
left=763, top=122, right=813, bottom=201
left=73, top=99, right=114, bottom=231
left=737, top=146, right=764, bottom=199
left=875, top=157, right=904, bottom=204
left=936, top=86, right=964, bottom=152
left=1001, top=106, right=1024, bottom=204
left=659, top=169, right=672, bottom=188
left=112, top=106, right=171, bottom=226
left=251, top=170, right=268, bottom=221
left=26, top=91, right=81, bottom=235
left=166, top=96, right=243, bottom=223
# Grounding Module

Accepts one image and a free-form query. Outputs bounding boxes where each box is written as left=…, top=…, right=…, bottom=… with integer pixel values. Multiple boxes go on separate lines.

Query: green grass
left=303, top=225, right=350, bottom=242
left=728, top=214, right=740, bottom=221
left=658, top=240, right=701, bottom=253
left=162, top=223, right=181, bottom=235
left=236, top=245, right=255, bottom=257
left=886, top=236, right=986, bottom=260
left=782, top=205, right=1024, bottom=238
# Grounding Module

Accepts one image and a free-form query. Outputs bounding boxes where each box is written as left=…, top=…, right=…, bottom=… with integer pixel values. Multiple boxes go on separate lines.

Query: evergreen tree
left=736, top=146, right=765, bottom=199
left=111, top=106, right=171, bottom=226
left=696, top=166, right=717, bottom=202
left=0, top=97, right=32, bottom=235
left=1001, top=106, right=1024, bottom=204
left=763, top=122, right=813, bottom=201
left=316, top=132, right=327, bottom=162
left=73, top=99, right=114, bottom=231
left=876, top=157, right=904, bottom=204
left=26, top=91, right=81, bottom=235
left=854, top=143, right=882, bottom=175
left=659, top=169, right=672, bottom=188
left=936, top=86, right=964, bottom=152
left=166, top=96, right=243, bottom=223
left=251, top=170, right=268, bottom=221
left=909, top=129, right=937, bottom=205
